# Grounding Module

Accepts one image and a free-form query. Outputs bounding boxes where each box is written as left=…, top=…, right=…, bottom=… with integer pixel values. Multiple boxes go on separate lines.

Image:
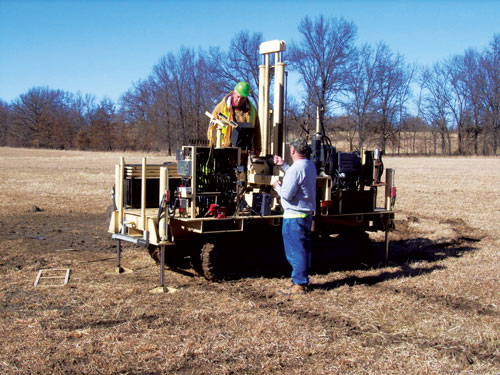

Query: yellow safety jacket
left=208, top=92, right=261, bottom=150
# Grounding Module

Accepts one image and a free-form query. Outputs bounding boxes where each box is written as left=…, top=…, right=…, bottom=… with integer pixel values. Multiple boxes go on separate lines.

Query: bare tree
left=461, top=48, right=484, bottom=155
left=9, top=87, right=76, bottom=149
left=399, top=116, right=428, bottom=154
left=207, top=30, right=263, bottom=104
left=0, top=99, right=9, bottom=146
left=343, top=43, right=382, bottom=149
left=372, top=44, right=415, bottom=153
left=77, top=97, right=117, bottom=151
left=285, top=96, right=311, bottom=140
left=120, top=78, right=160, bottom=150
left=123, top=46, right=220, bottom=152
left=413, top=75, right=434, bottom=154
left=150, top=58, right=174, bottom=153
left=444, top=55, right=470, bottom=155
left=75, top=94, right=101, bottom=150
left=163, top=47, right=218, bottom=146
left=421, top=65, right=453, bottom=155
left=288, top=15, right=357, bottom=128
left=192, top=50, right=217, bottom=138
left=72, top=93, right=97, bottom=131
left=480, top=34, right=500, bottom=154
left=122, top=47, right=201, bottom=151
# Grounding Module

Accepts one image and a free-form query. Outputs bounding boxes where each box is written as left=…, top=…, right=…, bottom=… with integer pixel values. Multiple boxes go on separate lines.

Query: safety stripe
left=283, top=212, right=310, bottom=219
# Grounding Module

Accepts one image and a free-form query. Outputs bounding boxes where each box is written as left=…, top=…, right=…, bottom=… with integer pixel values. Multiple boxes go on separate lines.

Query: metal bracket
left=112, top=233, right=149, bottom=247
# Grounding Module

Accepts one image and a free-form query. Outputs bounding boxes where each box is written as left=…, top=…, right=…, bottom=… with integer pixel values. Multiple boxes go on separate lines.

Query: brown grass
left=0, top=147, right=499, bottom=374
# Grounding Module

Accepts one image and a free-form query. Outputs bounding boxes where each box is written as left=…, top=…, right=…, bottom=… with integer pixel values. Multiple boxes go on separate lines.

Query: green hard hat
left=234, top=81, right=250, bottom=97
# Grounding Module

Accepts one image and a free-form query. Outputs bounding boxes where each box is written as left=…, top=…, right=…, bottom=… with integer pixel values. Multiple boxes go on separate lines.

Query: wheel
left=200, top=241, right=234, bottom=281
left=201, top=242, right=217, bottom=281
left=198, top=237, right=246, bottom=281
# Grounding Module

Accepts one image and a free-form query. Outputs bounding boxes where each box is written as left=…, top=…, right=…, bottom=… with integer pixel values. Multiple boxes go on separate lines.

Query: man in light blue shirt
left=273, top=137, right=316, bottom=294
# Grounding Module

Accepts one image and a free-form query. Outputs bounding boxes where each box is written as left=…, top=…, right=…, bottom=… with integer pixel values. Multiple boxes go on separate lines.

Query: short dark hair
left=290, top=137, right=309, bottom=155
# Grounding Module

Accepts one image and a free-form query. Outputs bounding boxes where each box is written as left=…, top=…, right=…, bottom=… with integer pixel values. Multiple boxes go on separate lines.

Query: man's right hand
left=273, top=155, right=284, bottom=166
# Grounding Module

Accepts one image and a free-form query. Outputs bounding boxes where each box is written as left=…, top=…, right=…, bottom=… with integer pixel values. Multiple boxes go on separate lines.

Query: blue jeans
left=282, top=216, right=313, bottom=285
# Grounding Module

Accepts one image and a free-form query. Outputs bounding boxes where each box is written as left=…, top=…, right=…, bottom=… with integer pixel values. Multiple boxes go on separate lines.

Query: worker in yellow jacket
left=209, top=81, right=261, bottom=155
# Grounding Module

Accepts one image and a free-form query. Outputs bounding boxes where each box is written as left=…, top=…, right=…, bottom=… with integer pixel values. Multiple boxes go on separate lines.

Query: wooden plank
left=34, top=270, right=42, bottom=287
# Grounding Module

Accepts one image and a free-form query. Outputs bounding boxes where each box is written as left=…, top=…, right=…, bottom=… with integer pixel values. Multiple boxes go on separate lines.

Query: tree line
left=0, top=15, right=498, bottom=156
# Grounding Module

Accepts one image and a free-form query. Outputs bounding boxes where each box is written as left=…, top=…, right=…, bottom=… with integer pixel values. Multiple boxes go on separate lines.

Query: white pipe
left=141, top=157, right=146, bottom=229
left=273, top=61, right=285, bottom=155
left=258, top=63, right=266, bottom=152
left=115, top=164, right=120, bottom=209
left=190, top=147, right=197, bottom=218
left=159, top=166, right=167, bottom=240
left=118, top=157, right=124, bottom=231
left=262, top=54, right=270, bottom=155
left=316, top=107, right=320, bottom=134
left=385, top=168, right=394, bottom=210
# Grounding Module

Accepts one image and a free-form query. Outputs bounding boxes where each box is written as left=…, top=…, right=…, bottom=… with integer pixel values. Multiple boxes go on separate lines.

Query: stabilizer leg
left=114, top=239, right=133, bottom=274
left=150, top=245, right=178, bottom=294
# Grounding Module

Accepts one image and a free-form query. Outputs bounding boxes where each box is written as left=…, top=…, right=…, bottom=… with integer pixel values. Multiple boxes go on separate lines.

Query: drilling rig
left=108, top=40, right=396, bottom=284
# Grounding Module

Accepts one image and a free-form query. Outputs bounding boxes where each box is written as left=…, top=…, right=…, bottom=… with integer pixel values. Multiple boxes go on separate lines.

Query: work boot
left=280, top=283, right=307, bottom=295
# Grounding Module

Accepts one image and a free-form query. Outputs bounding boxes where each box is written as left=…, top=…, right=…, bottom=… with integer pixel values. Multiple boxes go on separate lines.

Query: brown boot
left=280, top=283, right=307, bottom=295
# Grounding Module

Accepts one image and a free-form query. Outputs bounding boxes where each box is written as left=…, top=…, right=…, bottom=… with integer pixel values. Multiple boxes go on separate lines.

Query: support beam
left=384, top=230, right=390, bottom=262
left=116, top=239, right=121, bottom=269
left=160, top=245, right=165, bottom=288
left=385, top=168, right=395, bottom=210
left=113, top=239, right=132, bottom=274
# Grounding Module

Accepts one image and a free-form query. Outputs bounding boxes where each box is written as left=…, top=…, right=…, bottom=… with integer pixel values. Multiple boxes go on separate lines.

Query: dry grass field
left=0, top=147, right=499, bottom=375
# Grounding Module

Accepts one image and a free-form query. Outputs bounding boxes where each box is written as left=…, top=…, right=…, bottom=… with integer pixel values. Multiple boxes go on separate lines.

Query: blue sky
left=0, top=0, right=498, bottom=104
